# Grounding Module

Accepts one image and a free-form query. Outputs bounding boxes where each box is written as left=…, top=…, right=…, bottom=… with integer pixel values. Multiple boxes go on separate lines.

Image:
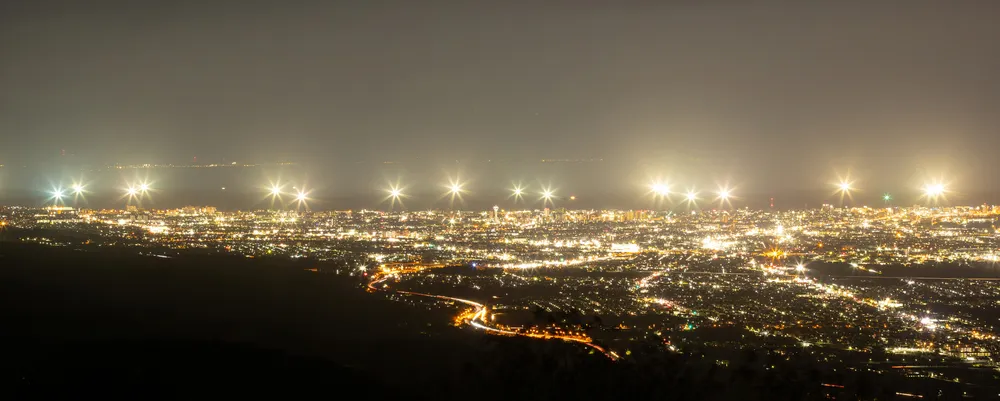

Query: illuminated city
left=4, top=1, right=1000, bottom=397
left=4, top=179, right=1000, bottom=392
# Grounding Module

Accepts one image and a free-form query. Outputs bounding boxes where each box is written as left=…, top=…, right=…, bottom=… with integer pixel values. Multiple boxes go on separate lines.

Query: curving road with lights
left=367, top=267, right=619, bottom=360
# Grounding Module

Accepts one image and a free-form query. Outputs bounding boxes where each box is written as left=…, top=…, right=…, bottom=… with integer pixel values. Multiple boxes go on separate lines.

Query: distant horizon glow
left=13, top=173, right=982, bottom=210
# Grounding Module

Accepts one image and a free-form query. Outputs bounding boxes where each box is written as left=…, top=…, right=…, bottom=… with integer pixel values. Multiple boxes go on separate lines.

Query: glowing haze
left=1, top=2, right=999, bottom=208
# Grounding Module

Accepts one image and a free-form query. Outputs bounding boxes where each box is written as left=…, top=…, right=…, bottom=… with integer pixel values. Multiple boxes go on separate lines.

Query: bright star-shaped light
left=510, top=184, right=525, bottom=202
left=126, top=187, right=138, bottom=196
left=714, top=186, right=735, bottom=209
left=384, top=182, right=407, bottom=210
left=442, top=176, right=467, bottom=207
left=832, top=174, right=857, bottom=204
left=264, top=182, right=286, bottom=209
left=650, top=182, right=669, bottom=196
left=139, top=183, right=149, bottom=192
left=292, top=188, right=310, bottom=210
left=71, top=184, right=84, bottom=195
left=538, top=186, right=557, bottom=206
left=923, top=183, right=945, bottom=197
left=686, top=191, right=697, bottom=202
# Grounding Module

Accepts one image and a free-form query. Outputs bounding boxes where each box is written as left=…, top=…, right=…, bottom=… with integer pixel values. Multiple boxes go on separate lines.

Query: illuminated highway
left=367, top=266, right=620, bottom=360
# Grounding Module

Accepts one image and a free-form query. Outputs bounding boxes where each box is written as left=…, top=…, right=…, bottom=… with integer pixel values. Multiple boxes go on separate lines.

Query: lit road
left=367, top=267, right=619, bottom=360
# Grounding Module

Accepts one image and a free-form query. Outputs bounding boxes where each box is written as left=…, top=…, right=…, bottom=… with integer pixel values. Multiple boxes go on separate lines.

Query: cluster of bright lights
left=648, top=182, right=731, bottom=208
left=125, top=181, right=152, bottom=196
left=37, top=174, right=959, bottom=209
left=505, top=183, right=555, bottom=205
left=262, top=181, right=311, bottom=209
left=47, top=180, right=90, bottom=205
left=701, top=236, right=732, bottom=251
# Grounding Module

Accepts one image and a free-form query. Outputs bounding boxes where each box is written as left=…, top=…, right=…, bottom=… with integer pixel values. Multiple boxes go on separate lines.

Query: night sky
left=2, top=1, right=999, bottom=206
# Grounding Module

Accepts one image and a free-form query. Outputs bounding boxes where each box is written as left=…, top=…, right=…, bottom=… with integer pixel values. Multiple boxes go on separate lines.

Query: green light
left=883, top=193, right=892, bottom=202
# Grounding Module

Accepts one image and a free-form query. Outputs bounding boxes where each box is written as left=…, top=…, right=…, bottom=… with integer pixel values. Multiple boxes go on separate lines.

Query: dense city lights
left=6, top=4, right=997, bottom=396
left=7, top=187, right=1000, bottom=395
left=9, top=201, right=1000, bottom=370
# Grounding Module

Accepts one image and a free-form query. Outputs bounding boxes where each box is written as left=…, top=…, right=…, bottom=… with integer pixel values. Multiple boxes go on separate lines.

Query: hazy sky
left=2, top=1, right=999, bottom=192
